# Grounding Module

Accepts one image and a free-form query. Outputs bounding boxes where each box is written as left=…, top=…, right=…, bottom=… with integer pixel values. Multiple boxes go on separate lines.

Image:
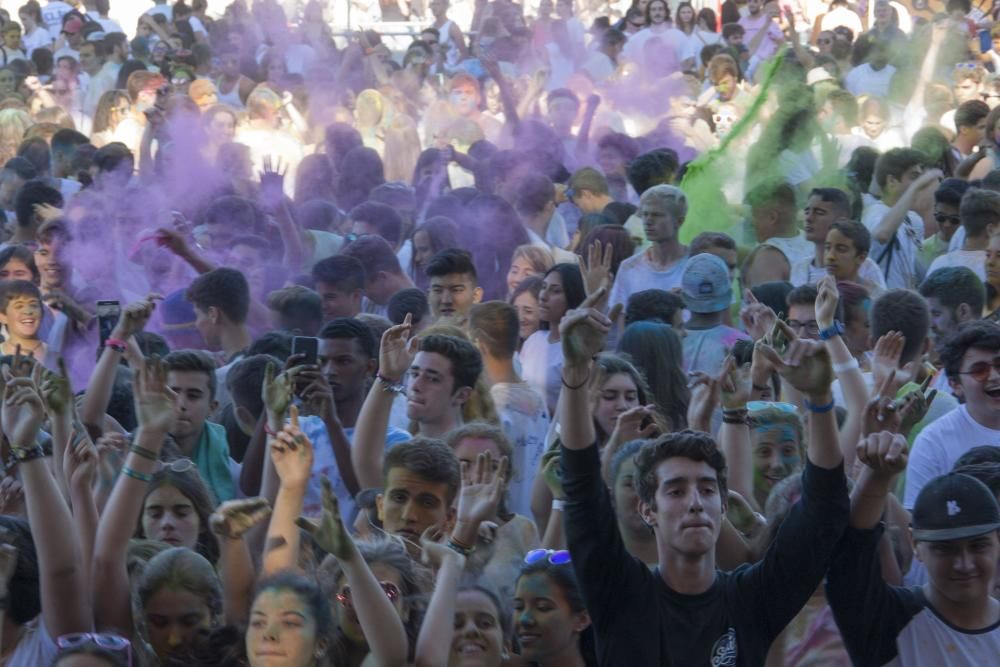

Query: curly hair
left=634, top=430, right=728, bottom=507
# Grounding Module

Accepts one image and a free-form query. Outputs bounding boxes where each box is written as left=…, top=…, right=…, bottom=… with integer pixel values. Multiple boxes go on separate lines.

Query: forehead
left=601, top=372, right=637, bottom=392
left=654, top=456, right=719, bottom=484
left=251, top=588, right=309, bottom=615
left=384, top=467, right=449, bottom=498
left=146, top=484, right=192, bottom=506
left=961, top=346, right=1000, bottom=367
left=787, top=303, right=816, bottom=319
left=542, top=272, right=563, bottom=288
left=145, top=587, right=210, bottom=613
left=7, top=295, right=39, bottom=306
left=167, top=369, right=212, bottom=392
left=826, top=228, right=855, bottom=246
left=455, top=589, right=499, bottom=617
left=752, top=423, right=800, bottom=442
left=412, top=350, right=454, bottom=375
left=320, top=337, right=364, bottom=357
left=430, top=272, right=474, bottom=287
left=453, top=435, right=502, bottom=459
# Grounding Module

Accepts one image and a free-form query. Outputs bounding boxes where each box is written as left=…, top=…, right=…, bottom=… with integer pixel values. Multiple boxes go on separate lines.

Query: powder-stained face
left=449, top=590, right=505, bottom=666
left=247, top=588, right=323, bottom=667
left=751, top=424, right=802, bottom=502
left=144, top=588, right=213, bottom=659
left=514, top=573, right=589, bottom=662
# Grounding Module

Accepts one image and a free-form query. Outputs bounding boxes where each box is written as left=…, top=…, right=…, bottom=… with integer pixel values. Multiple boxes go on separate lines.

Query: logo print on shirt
left=947, top=500, right=961, bottom=516
left=710, top=627, right=737, bottom=667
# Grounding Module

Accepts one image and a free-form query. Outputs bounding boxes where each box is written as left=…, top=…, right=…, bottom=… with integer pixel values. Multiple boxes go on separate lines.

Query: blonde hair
left=511, top=245, right=554, bottom=275
left=0, top=108, right=33, bottom=164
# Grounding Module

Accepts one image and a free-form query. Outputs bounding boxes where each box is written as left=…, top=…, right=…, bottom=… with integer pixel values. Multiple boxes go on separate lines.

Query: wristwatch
left=818, top=321, right=844, bottom=340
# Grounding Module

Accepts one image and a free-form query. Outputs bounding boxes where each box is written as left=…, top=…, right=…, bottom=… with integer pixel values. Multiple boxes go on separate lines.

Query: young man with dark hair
left=340, top=235, right=415, bottom=316
left=311, top=254, right=365, bottom=321
left=11, top=179, right=63, bottom=244
left=513, top=172, right=570, bottom=251
left=681, top=253, right=749, bottom=372
left=425, top=248, right=483, bottom=325
left=927, top=188, right=1000, bottom=282
left=865, top=148, right=942, bottom=289
left=745, top=182, right=813, bottom=283
left=468, top=301, right=549, bottom=515
left=824, top=220, right=874, bottom=288
left=827, top=439, right=1000, bottom=665
left=266, top=285, right=322, bottom=336
left=786, top=284, right=820, bottom=340
left=919, top=267, right=985, bottom=356
left=922, top=178, right=971, bottom=267
left=951, top=99, right=990, bottom=161
left=387, top=287, right=430, bottom=334
left=352, top=321, right=483, bottom=493
left=557, top=277, right=848, bottom=665
left=567, top=167, right=613, bottom=215
left=792, top=187, right=876, bottom=288
left=626, top=149, right=679, bottom=196
left=163, top=348, right=236, bottom=503
left=376, top=437, right=462, bottom=553
left=624, top=288, right=686, bottom=329
left=349, top=201, right=405, bottom=250
left=907, top=321, right=1000, bottom=510
left=185, top=267, right=251, bottom=362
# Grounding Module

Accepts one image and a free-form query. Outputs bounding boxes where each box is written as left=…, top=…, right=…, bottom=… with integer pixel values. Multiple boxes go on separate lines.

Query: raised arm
left=262, top=406, right=312, bottom=576
left=3, top=364, right=90, bottom=638
left=869, top=169, right=942, bottom=245
left=718, top=356, right=756, bottom=506
left=258, top=157, right=306, bottom=272
left=352, top=315, right=417, bottom=490
left=298, top=478, right=409, bottom=667
left=38, top=358, right=74, bottom=501
left=79, top=297, right=159, bottom=437
left=413, top=535, right=467, bottom=667
left=210, top=497, right=272, bottom=625
left=92, top=356, right=177, bottom=635
left=299, top=364, right=360, bottom=496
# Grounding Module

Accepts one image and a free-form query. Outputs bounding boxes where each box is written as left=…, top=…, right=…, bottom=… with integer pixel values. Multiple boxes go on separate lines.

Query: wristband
left=804, top=397, right=835, bottom=413
left=752, top=382, right=770, bottom=392
left=11, top=446, right=46, bottom=463
left=264, top=423, right=278, bottom=437
left=129, top=444, right=158, bottom=461
left=121, top=466, right=153, bottom=482
left=561, top=368, right=590, bottom=390
left=447, top=538, right=474, bottom=557
left=818, top=321, right=844, bottom=341
left=377, top=373, right=405, bottom=394
left=551, top=499, right=566, bottom=512
left=832, top=359, right=860, bottom=374
left=104, top=338, right=127, bottom=353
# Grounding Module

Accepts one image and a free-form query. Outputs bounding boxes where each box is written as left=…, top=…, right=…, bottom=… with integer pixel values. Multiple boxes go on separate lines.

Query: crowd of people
left=0, top=0, right=996, bottom=665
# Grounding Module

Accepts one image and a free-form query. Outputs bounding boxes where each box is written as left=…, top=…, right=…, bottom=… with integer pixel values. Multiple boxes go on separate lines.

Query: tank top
left=438, top=19, right=461, bottom=68
left=215, top=77, right=244, bottom=108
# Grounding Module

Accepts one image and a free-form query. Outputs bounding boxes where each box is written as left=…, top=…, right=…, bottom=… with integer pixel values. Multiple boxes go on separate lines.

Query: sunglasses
left=156, top=458, right=195, bottom=474
left=524, top=548, right=571, bottom=565
left=58, top=633, right=132, bottom=666
left=337, top=581, right=401, bottom=607
left=956, top=356, right=1000, bottom=383
left=934, top=212, right=961, bottom=226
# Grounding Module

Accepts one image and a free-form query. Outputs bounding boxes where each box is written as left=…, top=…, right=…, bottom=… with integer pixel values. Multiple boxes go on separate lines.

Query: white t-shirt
left=760, top=233, right=815, bottom=269
left=862, top=200, right=925, bottom=290
left=491, top=381, right=549, bottom=517
left=904, top=404, right=1000, bottom=509
left=21, top=28, right=52, bottom=57
left=925, top=249, right=986, bottom=283
left=145, top=4, right=173, bottom=21
left=41, top=1, right=73, bottom=36
left=844, top=63, right=896, bottom=98
left=608, top=251, right=688, bottom=312
left=519, top=331, right=564, bottom=418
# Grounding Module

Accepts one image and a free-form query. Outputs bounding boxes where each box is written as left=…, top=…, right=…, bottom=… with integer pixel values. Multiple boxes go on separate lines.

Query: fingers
left=608, top=302, right=623, bottom=323
left=579, top=285, right=607, bottom=310
left=294, top=516, right=319, bottom=534
left=475, top=450, right=488, bottom=485
left=289, top=404, right=299, bottom=429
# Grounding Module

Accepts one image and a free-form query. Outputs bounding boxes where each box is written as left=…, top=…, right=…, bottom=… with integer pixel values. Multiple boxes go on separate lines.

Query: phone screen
left=96, top=300, right=121, bottom=347
left=291, top=336, right=319, bottom=366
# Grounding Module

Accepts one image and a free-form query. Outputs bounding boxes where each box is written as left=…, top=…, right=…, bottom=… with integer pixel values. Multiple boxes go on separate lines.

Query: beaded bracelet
left=122, top=466, right=153, bottom=483
left=11, top=446, right=46, bottom=463
left=129, top=444, right=159, bottom=461
left=447, top=539, right=475, bottom=557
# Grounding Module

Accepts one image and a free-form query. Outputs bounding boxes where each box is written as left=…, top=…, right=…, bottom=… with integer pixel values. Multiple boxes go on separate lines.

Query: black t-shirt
left=561, top=444, right=848, bottom=666
left=826, top=524, right=1000, bottom=667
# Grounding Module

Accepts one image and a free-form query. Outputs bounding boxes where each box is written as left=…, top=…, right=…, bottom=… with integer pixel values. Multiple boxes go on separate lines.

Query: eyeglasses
left=786, top=319, right=820, bottom=337
left=156, top=458, right=195, bottom=474
left=336, top=581, right=401, bottom=607
left=57, top=633, right=132, bottom=666
left=817, top=38, right=831, bottom=45
left=956, top=356, right=1000, bottom=383
left=524, top=548, right=571, bottom=565
left=934, top=212, right=961, bottom=226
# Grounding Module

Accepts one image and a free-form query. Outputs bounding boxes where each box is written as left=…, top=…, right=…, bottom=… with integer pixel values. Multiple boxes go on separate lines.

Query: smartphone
left=291, top=336, right=319, bottom=366
left=96, top=300, right=121, bottom=347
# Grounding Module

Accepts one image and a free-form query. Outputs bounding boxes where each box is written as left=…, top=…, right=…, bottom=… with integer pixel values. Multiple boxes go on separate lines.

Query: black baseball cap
left=912, top=473, right=1000, bottom=542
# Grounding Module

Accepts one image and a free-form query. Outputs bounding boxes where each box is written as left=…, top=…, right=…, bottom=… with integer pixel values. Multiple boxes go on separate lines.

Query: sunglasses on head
left=956, top=356, right=1000, bottom=383
left=524, top=548, right=571, bottom=565
left=57, top=633, right=132, bottom=666
left=747, top=401, right=798, bottom=413
left=156, top=458, right=195, bottom=474
left=337, top=581, right=401, bottom=607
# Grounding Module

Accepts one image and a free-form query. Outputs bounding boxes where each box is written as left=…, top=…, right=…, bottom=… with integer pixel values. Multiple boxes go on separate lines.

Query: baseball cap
left=681, top=253, right=732, bottom=314
left=911, top=472, right=1000, bottom=542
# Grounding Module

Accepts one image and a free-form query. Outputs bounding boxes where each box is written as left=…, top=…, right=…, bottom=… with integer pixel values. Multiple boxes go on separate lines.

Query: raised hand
left=540, top=449, right=564, bottom=500
left=379, top=313, right=418, bottom=383
left=38, top=358, right=73, bottom=418
left=579, top=239, right=614, bottom=299
left=608, top=405, right=658, bottom=448
left=756, top=321, right=833, bottom=397
left=856, top=431, right=909, bottom=478
left=1, top=366, right=44, bottom=448
left=718, top=355, right=752, bottom=410
left=300, top=368, right=338, bottom=424
left=259, top=155, right=287, bottom=212
left=111, top=295, right=163, bottom=341
left=210, top=497, right=272, bottom=540
left=897, top=376, right=936, bottom=438
left=295, top=477, right=353, bottom=561
left=455, top=451, right=509, bottom=529
left=870, top=331, right=913, bottom=393
left=269, top=406, right=313, bottom=491
left=686, top=371, right=721, bottom=433
left=262, top=362, right=302, bottom=420
left=560, top=288, right=622, bottom=366
left=64, top=432, right=97, bottom=494
left=155, top=227, right=193, bottom=258
left=815, top=275, right=839, bottom=329
left=862, top=369, right=901, bottom=437
left=740, top=289, right=777, bottom=341
left=419, top=524, right=461, bottom=569
left=133, top=355, right=178, bottom=433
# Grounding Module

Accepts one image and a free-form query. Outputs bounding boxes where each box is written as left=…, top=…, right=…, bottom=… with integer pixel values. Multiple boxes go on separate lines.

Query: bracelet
left=804, top=397, right=835, bottom=413
left=104, top=338, right=127, bottom=353
left=752, top=382, right=770, bottom=392
left=818, top=321, right=844, bottom=341
left=129, top=444, right=158, bottom=461
left=377, top=373, right=405, bottom=394
left=121, top=466, right=153, bottom=482
left=11, top=446, right=46, bottom=463
left=263, top=423, right=278, bottom=437
left=832, top=359, right=860, bottom=374
left=447, top=539, right=474, bottom=557
left=551, top=498, right=566, bottom=512
left=722, top=414, right=748, bottom=425
left=561, top=369, right=591, bottom=390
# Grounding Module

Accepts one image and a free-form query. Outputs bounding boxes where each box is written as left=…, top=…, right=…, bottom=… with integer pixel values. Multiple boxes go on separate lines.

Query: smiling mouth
left=455, top=641, right=487, bottom=654
left=985, top=386, right=1000, bottom=398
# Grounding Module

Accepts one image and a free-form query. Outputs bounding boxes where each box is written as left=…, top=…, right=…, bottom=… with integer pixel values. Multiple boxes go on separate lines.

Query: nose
left=687, top=489, right=704, bottom=512
left=953, top=550, right=976, bottom=574
left=400, top=499, right=419, bottom=523
left=167, top=626, right=183, bottom=648
left=518, top=609, right=536, bottom=628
